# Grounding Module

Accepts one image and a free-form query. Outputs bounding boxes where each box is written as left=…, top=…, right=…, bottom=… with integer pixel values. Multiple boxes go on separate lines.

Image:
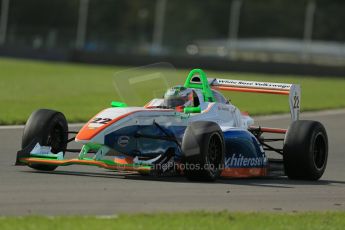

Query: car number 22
left=91, top=117, right=112, bottom=124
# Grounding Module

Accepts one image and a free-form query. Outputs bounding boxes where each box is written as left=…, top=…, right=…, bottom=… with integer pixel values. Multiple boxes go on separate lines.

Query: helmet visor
left=165, top=96, right=188, bottom=108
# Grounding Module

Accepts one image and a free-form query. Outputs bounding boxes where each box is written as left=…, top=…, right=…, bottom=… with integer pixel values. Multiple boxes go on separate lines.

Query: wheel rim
left=313, top=133, right=326, bottom=170
left=206, top=133, right=222, bottom=176
left=47, top=124, right=64, bottom=153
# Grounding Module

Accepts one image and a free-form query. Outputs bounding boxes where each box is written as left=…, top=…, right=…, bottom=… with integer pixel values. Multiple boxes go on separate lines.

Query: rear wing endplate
left=209, top=78, right=301, bottom=121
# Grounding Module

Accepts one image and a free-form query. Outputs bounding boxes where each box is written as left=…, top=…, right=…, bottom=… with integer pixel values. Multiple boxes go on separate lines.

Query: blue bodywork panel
left=104, top=125, right=185, bottom=157
left=223, top=130, right=267, bottom=168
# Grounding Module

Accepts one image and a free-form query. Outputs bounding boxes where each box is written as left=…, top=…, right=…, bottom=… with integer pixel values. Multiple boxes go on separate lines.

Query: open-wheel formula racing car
left=16, top=68, right=328, bottom=181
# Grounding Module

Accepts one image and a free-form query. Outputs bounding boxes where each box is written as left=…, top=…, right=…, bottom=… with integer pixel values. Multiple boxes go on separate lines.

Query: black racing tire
left=22, top=109, right=68, bottom=171
left=182, top=121, right=225, bottom=182
left=283, top=120, right=328, bottom=180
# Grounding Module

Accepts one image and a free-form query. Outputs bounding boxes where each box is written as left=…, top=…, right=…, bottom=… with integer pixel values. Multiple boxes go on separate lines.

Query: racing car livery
left=16, top=68, right=328, bottom=181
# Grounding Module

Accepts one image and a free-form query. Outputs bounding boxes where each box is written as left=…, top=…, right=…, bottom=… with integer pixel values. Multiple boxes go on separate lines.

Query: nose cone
left=75, top=107, right=143, bottom=141
left=76, top=123, right=104, bottom=141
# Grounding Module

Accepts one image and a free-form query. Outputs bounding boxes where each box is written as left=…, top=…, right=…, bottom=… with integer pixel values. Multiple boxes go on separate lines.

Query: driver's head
left=163, top=85, right=193, bottom=109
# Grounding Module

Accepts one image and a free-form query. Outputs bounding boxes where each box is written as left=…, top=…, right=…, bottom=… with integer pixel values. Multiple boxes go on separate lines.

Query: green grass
left=0, top=211, right=345, bottom=230
left=0, top=57, right=345, bottom=125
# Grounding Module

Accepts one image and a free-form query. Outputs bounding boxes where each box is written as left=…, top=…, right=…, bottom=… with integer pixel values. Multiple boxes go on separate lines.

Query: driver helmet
left=163, top=85, right=194, bottom=109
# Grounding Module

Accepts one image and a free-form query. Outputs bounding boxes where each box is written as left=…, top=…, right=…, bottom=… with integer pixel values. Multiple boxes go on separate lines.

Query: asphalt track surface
left=0, top=110, right=344, bottom=215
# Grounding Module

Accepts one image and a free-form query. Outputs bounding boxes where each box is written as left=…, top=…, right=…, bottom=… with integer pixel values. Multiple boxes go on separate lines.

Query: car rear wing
left=208, top=78, right=301, bottom=121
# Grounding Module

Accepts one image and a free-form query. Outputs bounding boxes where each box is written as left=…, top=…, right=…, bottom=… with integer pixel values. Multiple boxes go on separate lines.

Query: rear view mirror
left=111, top=101, right=127, bottom=107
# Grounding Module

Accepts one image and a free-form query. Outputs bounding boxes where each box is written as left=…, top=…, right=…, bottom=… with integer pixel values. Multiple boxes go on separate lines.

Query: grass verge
left=0, top=57, right=344, bottom=125
left=1, top=211, right=345, bottom=230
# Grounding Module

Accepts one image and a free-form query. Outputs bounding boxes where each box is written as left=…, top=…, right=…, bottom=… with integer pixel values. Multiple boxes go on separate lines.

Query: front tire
left=22, top=109, right=68, bottom=171
left=283, top=120, right=328, bottom=180
left=182, top=121, right=225, bottom=182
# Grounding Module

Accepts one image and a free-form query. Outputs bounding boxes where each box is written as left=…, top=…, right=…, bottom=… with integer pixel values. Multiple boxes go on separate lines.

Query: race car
left=16, top=68, right=328, bottom=181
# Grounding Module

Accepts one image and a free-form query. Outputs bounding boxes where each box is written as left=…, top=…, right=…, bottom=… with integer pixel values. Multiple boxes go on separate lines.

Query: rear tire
left=182, top=121, right=225, bottom=182
left=22, top=109, right=68, bottom=171
left=283, top=120, right=328, bottom=180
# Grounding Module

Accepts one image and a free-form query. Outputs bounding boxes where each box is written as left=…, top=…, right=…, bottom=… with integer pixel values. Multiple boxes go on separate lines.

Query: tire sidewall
left=199, top=131, right=224, bottom=179
left=307, top=126, right=328, bottom=177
